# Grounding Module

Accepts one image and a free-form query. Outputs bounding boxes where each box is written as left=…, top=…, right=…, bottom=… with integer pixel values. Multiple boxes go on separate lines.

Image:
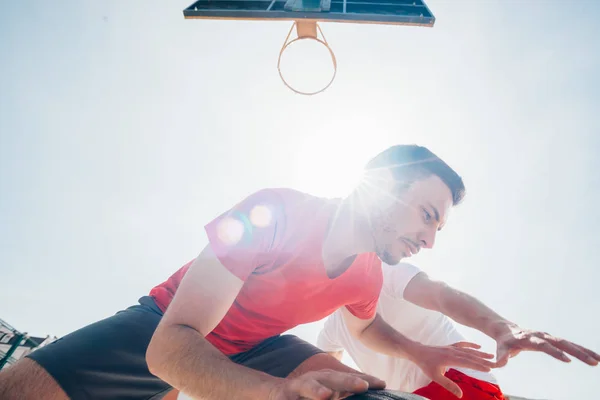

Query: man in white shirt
left=317, top=262, right=568, bottom=399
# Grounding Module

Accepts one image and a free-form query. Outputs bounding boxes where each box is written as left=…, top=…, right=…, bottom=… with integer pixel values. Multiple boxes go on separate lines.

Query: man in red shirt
left=3, top=145, right=594, bottom=400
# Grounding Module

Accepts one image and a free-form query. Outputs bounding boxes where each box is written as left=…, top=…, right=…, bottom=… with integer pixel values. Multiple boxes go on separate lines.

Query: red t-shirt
left=150, top=188, right=383, bottom=355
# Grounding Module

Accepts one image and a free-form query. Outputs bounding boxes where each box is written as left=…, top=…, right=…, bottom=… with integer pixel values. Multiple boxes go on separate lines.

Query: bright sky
left=1, top=1, right=599, bottom=399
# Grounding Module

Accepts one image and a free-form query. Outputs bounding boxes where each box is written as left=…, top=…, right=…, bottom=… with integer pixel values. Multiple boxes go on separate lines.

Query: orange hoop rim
left=277, top=22, right=338, bottom=96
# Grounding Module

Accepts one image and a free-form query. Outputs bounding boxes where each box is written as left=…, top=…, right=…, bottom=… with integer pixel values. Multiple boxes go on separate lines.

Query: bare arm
left=146, top=246, right=382, bottom=400
left=403, top=272, right=514, bottom=339
left=146, top=245, right=280, bottom=399
left=404, top=272, right=600, bottom=367
left=341, top=309, right=494, bottom=398
left=341, top=310, right=421, bottom=361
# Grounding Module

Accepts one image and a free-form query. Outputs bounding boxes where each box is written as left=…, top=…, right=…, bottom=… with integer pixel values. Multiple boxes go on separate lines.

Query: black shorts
left=27, top=296, right=323, bottom=400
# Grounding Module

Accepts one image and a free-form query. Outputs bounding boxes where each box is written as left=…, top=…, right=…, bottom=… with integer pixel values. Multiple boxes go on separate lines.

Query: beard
left=376, top=247, right=402, bottom=266
left=371, top=211, right=404, bottom=266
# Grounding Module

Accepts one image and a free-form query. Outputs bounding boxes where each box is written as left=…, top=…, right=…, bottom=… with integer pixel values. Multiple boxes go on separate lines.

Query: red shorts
left=413, top=369, right=506, bottom=400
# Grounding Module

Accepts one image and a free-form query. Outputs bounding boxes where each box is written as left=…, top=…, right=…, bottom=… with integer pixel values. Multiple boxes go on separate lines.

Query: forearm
left=439, top=287, right=518, bottom=339
left=356, top=314, right=421, bottom=362
left=147, top=324, right=280, bottom=400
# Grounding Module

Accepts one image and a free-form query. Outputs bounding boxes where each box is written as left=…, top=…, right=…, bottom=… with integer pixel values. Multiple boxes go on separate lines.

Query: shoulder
left=218, top=188, right=325, bottom=226
left=245, top=188, right=333, bottom=214
left=263, top=188, right=340, bottom=233
left=265, top=188, right=335, bottom=211
left=215, top=188, right=336, bottom=247
left=381, top=262, right=423, bottom=299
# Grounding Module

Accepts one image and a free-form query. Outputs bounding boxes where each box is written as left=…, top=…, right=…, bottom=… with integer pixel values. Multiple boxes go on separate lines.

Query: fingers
left=350, top=373, right=386, bottom=390
left=454, top=347, right=495, bottom=360
left=582, top=346, right=600, bottom=362
left=548, top=338, right=600, bottom=366
left=334, top=372, right=385, bottom=398
left=576, top=344, right=600, bottom=365
left=537, top=341, right=571, bottom=363
left=451, top=341, right=481, bottom=350
left=449, top=356, right=493, bottom=372
left=432, top=373, right=463, bottom=398
left=451, top=348, right=496, bottom=370
left=290, top=377, right=333, bottom=399
left=296, top=379, right=333, bottom=400
left=314, top=370, right=369, bottom=394
left=289, top=371, right=369, bottom=400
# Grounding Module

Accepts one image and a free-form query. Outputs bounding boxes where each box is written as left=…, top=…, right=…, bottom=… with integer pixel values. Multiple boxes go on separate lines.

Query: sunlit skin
left=322, top=170, right=452, bottom=277
left=320, top=167, right=600, bottom=383
left=2, top=143, right=598, bottom=400
left=364, top=174, right=452, bottom=265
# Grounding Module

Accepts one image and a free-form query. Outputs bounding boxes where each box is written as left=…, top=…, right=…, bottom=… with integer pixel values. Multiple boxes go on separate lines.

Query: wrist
left=487, top=320, right=519, bottom=340
left=402, top=340, right=428, bottom=364
left=265, top=377, right=287, bottom=400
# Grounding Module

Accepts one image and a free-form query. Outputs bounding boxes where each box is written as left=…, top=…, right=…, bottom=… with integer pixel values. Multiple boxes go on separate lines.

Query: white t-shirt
left=317, top=263, right=497, bottom=393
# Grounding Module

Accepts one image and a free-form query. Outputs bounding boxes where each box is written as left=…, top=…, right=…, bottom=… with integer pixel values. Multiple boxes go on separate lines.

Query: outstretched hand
left=494, top=328, right=600, bottom=368
left=413, top=341, right=495, bottom=398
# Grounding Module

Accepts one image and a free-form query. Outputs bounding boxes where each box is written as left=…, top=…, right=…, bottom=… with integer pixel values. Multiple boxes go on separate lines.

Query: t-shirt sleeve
left=316, top=311, right=345, bottom=352
left=345, top=295, right=379, bottom=320
left=386, top=262, right=423, bottom=299
left=345, top=256, right=383, bottom=320
left=204, top=189, right=286, bottom=281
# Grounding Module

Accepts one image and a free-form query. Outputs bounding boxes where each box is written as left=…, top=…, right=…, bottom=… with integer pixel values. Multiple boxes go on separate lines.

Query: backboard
left=183, top=0, right=435, bottom=27
left=183, top=0, right=435, bottom=94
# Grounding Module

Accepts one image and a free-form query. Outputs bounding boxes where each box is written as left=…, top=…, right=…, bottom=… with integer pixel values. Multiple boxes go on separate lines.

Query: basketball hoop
left=184, top=0, right=436, bottom=95
left=277, top=21, right=337, bottom=96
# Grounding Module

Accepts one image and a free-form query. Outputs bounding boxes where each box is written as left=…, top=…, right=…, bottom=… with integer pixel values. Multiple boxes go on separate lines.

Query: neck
left=322, top=193, right=374, bottom=277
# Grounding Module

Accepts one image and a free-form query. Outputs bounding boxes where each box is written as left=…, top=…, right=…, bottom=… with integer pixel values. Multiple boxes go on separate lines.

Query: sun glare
left=292, top=132, right=372, bottom=198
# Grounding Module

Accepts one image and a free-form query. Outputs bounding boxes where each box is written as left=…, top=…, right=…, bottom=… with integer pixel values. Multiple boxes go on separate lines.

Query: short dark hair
left=364, top=145, right=466, bottom=205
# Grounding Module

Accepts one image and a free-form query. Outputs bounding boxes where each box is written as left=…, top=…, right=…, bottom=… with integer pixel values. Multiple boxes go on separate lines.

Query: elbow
left=146, top=352, right=161, bottom=378
left=348, top=323, right=366, bottom=340
left=353, top=316, right=378, bottom=340
left=146, top=322, right=205, bottom=380
left=352, top=327, right=367, bottom=340
left=146, top=326, right=169, bottom=378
